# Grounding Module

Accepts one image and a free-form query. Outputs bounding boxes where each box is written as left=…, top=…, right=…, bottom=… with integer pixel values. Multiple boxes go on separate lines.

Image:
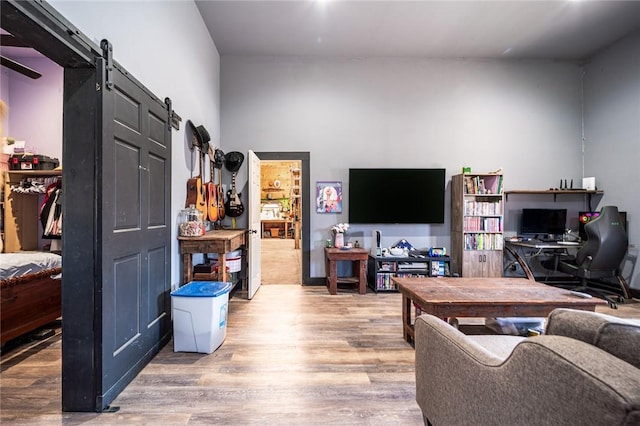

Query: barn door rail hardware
left=100, top=39, right=113, bottom=90
left=165, top=98, right=182, bottom=131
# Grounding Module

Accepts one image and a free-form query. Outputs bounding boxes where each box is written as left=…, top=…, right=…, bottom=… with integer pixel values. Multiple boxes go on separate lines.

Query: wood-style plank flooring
left=1, top=284, right=639, bottom=425
left=1, top=285, right=422, bottom=425
left=260, top=238, right=301, bottom=285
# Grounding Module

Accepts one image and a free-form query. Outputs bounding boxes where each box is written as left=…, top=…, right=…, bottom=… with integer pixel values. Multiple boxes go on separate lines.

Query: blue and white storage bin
left=170, top=281, right=231, bottom=354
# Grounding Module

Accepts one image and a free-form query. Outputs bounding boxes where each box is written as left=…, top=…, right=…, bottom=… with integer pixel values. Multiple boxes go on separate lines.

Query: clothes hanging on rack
left=39, top=180, right=62, bottom=239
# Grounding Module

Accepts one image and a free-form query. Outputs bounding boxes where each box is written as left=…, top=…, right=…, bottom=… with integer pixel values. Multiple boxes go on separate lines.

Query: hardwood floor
left=260, top=238, right=301, bottom=285
left=1, top=285, right=639, bottom=425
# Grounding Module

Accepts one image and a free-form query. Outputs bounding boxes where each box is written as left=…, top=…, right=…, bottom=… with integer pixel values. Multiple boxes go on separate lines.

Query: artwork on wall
left=316, top=181, right=342, bottom=213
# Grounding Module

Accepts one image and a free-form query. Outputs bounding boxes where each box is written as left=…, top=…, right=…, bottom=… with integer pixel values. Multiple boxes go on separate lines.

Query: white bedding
left=0, top=252, right=62, bottom=281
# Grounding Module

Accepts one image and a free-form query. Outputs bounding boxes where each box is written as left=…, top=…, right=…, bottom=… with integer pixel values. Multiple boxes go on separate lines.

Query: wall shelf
left=504, top=189, right=603, bottom=203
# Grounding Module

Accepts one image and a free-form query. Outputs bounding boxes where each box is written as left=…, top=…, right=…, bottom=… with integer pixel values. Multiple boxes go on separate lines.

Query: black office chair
left=558, top=205, right=632, bottom=308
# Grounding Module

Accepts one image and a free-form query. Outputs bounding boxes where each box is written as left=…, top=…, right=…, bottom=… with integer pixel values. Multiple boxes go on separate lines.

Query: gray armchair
left=415, top=308, right=640, bottom=425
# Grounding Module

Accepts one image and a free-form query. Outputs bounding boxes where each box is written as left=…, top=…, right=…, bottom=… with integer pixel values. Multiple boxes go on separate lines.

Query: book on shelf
left=430, top=260, right=450, bottom=276
left=376, top=273, right=395, bottom=291
left=463, top=233, right=504, bottom=250
left=463, top=174, right=503, bottom=195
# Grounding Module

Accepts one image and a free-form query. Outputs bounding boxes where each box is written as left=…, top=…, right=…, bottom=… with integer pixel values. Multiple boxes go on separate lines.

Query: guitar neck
left=200, top=151, right=205, bottom=178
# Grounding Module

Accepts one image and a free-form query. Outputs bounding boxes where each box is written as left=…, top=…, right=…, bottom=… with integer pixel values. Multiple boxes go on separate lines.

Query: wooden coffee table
left=393, top=277, right=607, bottom=344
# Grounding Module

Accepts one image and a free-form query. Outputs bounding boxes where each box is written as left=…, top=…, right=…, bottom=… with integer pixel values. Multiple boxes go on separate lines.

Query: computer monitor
left=521, top=208, right=567, bottom=237
left=579, top=210, right=627, bottom=240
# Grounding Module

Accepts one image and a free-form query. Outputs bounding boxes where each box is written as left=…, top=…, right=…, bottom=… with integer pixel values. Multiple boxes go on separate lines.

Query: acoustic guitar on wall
left=185, top=121, right=201, bottom=209
left=184, top=121, right=210, bottom=219
left=194, top=147, right=207, bottom=218
left=206, top=145, right=219, bottom=222
left=214, top=148, right=226, bottom=220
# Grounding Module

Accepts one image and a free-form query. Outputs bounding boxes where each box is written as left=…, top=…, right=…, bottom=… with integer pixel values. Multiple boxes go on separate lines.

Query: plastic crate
left=170, top=281, right=232, bottom=354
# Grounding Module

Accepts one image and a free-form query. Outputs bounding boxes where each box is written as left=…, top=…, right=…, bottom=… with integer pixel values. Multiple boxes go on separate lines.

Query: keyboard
left=557, top=241, right=580, bottom=246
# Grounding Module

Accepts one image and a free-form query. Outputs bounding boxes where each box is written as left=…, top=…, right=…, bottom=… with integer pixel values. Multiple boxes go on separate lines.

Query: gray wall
left=221, top=56, right=588, bottom=277
left=28, top=2, right=639, bottom=288
left=584, top=30, right=640, bottom=289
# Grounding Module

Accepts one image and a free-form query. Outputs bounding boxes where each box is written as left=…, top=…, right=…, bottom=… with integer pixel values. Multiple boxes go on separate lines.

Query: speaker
left=371, top=230, right=382, bottom=256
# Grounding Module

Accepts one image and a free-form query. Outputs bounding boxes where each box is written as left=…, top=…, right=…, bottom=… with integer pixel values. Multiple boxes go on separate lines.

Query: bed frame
left=1, top=267, right=62, bottom=345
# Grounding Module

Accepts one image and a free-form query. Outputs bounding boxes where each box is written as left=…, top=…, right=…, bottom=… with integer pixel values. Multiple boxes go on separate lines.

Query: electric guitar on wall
left=224, top=151, right=245, bottom=218
left=225, top=171, right=244, bottom=217
left=206, top=145, right=219, bottom=222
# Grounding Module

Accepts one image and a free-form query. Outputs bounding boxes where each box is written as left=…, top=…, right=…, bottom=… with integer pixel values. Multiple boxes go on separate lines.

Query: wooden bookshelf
left=451, top=173, right=504, bottom=278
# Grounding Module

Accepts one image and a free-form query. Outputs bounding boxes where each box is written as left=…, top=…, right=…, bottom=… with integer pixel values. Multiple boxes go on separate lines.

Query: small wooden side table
left=178, top=229, right=246, bottom=285
left=260, top=219, right=292, bottom=238
left=324, top=247, right=369, bottom=295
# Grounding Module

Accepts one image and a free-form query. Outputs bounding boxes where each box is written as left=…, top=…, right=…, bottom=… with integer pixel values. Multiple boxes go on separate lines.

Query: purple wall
left=6, top=56, right=63, bottom=162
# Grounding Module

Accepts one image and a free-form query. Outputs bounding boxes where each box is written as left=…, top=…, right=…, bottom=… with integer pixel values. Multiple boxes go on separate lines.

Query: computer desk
left=504, top=239, right=582, bottom=281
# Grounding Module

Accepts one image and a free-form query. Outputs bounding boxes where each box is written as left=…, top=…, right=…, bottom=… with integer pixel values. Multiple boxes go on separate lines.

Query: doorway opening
left=254, top=152, right=311, bottom=285
left=260, top=160, right=302, bottom=284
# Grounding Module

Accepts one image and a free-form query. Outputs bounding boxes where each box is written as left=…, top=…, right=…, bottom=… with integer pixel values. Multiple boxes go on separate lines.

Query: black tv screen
left=348, top=168, right=445, bottom=224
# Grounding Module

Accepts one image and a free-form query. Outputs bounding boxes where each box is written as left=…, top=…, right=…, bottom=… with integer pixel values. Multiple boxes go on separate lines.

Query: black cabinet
left=367, top=255, right=451, bottom=292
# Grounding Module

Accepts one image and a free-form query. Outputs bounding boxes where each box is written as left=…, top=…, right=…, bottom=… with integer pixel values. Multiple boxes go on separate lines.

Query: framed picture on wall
left=316, top=181, right=342, bottom=213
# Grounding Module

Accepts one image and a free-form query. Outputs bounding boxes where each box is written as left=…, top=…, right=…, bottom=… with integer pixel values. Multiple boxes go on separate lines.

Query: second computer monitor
left=579, top=210, right=627, bottom=240
left=521, top=208, right=567, bottom=237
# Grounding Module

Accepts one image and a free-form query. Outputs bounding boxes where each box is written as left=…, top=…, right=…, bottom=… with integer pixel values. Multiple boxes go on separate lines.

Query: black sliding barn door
left=63, top=57, right=172, bottom=412
left=2, top=0, right=172, bottom=413
left=97, top=58, right=173, bottom=408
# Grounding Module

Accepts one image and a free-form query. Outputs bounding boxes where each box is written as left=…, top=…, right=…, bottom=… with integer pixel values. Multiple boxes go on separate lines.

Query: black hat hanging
left=195, top=125, right=210, bottom=153
left=224, top=151, right=245, bottom=173
left=214, top=148, right=225, bottom=170
left=186, top=120, right=199, bottom=151
left=186, top=120, right=211, bottom=153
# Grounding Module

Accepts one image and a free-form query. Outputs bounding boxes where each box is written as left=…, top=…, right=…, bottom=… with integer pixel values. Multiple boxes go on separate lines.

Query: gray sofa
left=415, top=308, right=640, bottom=425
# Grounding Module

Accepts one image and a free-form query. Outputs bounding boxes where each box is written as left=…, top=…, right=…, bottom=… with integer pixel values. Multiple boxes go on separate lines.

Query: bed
left=1, top=252, right=62, bottom=345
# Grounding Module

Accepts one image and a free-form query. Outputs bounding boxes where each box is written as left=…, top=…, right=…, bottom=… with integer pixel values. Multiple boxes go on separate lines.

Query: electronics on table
left=517, top=208, right=626, bottom=243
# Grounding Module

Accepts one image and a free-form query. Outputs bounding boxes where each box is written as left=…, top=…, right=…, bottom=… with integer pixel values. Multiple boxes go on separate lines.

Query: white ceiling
left=196, top=0, right=640, bottom=60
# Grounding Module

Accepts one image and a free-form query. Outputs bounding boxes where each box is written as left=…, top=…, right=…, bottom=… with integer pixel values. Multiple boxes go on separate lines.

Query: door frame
left=254, top=152, right=311, bottom=284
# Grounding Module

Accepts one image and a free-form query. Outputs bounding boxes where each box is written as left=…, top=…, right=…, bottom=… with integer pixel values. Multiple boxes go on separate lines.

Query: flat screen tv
left=348, top=168, right=445, bottom=224
left=520, top=208, right=567, bottom=236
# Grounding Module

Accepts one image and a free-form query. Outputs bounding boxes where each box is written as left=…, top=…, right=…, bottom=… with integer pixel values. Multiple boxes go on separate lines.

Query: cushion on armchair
left=546, top=308, right=640, bottom=369
left=415, top=311, right=640, bottom=426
